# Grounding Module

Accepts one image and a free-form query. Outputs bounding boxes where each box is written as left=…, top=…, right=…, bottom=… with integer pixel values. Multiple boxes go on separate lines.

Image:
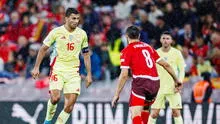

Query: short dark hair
left=126, top=26, right=140, bottom=39
left=65, top=8, right=79, bottom=17
left=161, top=31, right=173, bottom=39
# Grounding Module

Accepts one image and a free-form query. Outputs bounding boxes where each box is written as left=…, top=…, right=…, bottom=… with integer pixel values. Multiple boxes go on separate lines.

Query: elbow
left=39, top=46, right=48, bottom=54
left=162, top=62, right=170, bottom=69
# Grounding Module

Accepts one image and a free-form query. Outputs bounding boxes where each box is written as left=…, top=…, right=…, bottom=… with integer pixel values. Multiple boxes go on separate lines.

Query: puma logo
left=11, top=103, right=44, bottom=124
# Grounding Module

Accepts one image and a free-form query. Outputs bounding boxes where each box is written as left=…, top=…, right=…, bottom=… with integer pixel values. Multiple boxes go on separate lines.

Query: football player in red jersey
left=111, top=26, right=181, bottom=124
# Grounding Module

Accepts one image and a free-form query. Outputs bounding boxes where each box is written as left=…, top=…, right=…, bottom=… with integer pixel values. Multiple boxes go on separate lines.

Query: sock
left=132, top=116, right=143, bottom=124
left=147, top=116, right=156, bottom=124
left=45, top=99, right=57, bottom=121
left=141, top=111, right=150, bottom=124
left=174, top=116, right=183, bottom=124
left=55, top=110, right=70, bottom=124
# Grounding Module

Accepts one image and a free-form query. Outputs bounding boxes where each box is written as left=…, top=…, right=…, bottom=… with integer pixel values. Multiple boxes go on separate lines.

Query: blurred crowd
left=0, top=0, right=219, bottom=83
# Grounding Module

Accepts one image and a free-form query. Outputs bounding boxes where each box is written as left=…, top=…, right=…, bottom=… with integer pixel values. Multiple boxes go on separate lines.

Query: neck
left=161, top=46, right=171, bottom=52
left=64, top=24, right=76, bottom=32
left=129, top=39, right=139, bottom=44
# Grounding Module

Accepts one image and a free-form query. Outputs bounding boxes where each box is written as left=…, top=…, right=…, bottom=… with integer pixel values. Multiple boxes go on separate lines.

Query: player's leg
left=172, top=109, right=183, bottom=124
left=148, top=94, right=166, bottom=124
left=55, top=75, right=81, bottom=124
left=44, top=90, right=61, bottom=124
left=167, top=93, right=183, bottom=124
left=129, top=91, right=146, bottom=124
left=141, top=106, right=150, bottom=124
left=55, top=93, right=78, bottom=124
left=130, top=106, right=144, bottom=124
left=148, top=109, right=160, bottom=124
left=44, top=72, right=63, bottom=124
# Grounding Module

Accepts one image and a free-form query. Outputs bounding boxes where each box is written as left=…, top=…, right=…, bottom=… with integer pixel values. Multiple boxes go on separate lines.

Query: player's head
left=125, top=25, right=140, bottom=43
left=160, top=31, right=173, bottom=48
left=65, top=8, right=80, bottom=29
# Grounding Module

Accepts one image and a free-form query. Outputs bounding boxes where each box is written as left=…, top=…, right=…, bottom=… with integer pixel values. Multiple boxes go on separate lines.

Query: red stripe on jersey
left=50, top=57, right=57, bottom=67
left=49, top=57, right=57, bottom=77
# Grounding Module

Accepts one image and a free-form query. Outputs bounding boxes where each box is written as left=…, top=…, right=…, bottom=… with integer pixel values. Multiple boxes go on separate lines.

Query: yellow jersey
left=156, top=47, right=185, bottom=94
left=43, top=25, right=88, bottom=73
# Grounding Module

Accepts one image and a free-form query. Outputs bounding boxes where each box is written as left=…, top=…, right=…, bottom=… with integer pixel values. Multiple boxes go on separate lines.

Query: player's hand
left=85, top=74, right=92, bottom=88
left=175, top=80, right=182, bottom=87
left=31, top=68, right=40, bottom=79
left=174, top=81, right=183, bottom=93
left=111, top=95, right=119, bottom=108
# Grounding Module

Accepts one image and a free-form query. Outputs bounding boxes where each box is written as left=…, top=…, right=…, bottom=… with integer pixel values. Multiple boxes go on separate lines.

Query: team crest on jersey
left=164, top=57, right=168, bottom=61
left=69, top=35, right=73, bottom=41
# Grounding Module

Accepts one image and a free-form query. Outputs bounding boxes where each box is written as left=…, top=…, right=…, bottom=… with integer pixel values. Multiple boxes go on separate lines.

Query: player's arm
left=82, top=47, right=92, bottom=88
left=31, top=44, right=49, bottom=79
left=177, top=52, right=185, bottom=82
left=157, top=59, right=181, bottom=85
left=112, top=68, right=129, bottom=107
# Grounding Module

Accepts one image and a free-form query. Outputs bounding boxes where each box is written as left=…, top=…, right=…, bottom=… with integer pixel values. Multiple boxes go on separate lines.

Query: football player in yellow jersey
left=31, top=8, right=92, bottom=124
left=148, top=31, right=185, bottom=124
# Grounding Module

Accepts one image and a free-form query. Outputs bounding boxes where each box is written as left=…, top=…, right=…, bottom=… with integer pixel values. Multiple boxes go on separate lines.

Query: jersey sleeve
left=43, top=29, right=56, bottom=47
left=81, top=31, right=88, bottom=49
left=152, top=48, right=161, bottom=62
left=177, top=51, right=186, bottom=82
left=120, top=48, right=131, bottom=69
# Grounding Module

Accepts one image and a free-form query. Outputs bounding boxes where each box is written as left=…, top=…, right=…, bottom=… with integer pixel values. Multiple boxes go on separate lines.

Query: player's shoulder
left=54, top=25, right=64, bottom=31
left=121, top=43, right=133, bottom=54
left=156, top=47, right=162, bottom=51
left=49, top=26, right=64, bottom=34
left=76, top=27, right=87, bottom=35
left=170, top=47, right=182, bottom=54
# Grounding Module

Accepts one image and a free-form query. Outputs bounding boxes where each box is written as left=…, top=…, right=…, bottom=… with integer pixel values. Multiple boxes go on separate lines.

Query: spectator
left=182, top=46, right=193, bottom=77
left=16, top=35, right=29, bottom=62
left=177, top=1, right=196, bottom=28
left=189, top=56, right=199, bottom=76
left=192, top=72, right=213, bottom=104
left=139, top=10, right=155, bottom=41
left=18, top=12, right=34, bottom=40
left=164, top=2, right=178, bottom=28
left=209, top=31, right=220, bottom=76
left=25, top=43, right=41, bottom=78
left=177, top=23, right=195, bottom=47
left=0, top=12, right=8, bottom=36
left=14, top=54, right=25, bottom=76
left=6, top=11, right=20, bottom=42
left=80, top=50, right=102, bottom=81
left=0, top=34, right=14, bottom=63
left=197, top=56, right=212, bottom=76
left=148, top=3, right=163, bottom=26
left=192, top=35, right=209, bottom=58
left=114, top=0, right=133, bottom=20
left=201, top=14, right=215, bottom=41
left=154, top=16, right=170, bottom=48
left=82, top=5, right=100, bottom=36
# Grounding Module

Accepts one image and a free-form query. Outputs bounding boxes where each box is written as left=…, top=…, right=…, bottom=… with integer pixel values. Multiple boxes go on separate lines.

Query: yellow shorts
left=151, top=93, right=182, bottom=109
left=49, top=70, right=81, bottom=94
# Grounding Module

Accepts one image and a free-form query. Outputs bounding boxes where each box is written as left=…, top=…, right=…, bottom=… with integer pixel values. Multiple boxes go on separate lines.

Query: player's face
left=65, top=13, right=80, bottom=29
left=160, top=34, right=172, bottom=48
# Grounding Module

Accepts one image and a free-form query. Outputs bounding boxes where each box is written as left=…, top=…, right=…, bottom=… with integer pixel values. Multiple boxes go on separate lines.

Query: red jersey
left=120, top=41, right=161, bottom=80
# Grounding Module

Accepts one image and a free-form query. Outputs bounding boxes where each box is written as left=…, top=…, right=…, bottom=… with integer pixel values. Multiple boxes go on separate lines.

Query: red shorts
left=129, top=91, right=155, bottom=107
left=129, top=78, right=160, bottom=107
